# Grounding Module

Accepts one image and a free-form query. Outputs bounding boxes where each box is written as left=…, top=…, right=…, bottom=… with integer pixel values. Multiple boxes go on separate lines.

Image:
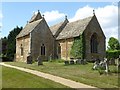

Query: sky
left=0, top=2, right=119, bottom=48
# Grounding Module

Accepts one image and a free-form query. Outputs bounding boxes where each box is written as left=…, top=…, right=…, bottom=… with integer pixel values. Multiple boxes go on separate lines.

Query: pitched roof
left=16, top=19, right=42, bottom=38
left=50, top=21, right=64, bottom=36
left=29, top=11, right=42, bottom=23
left=56, top=16, right=93, bottom=40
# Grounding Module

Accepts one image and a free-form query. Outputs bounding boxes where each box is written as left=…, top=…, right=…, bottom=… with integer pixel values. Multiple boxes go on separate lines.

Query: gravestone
left=37, top=56, right=43, bottom=66
left=104, top=58, right=109, bottom=73
left=70, top=60, right=74, bottom=64
left=27, top=53, right=32, bottom=64
left=64, top=61, right=69, bottom=65
left=109, top=58, right=115, bottom=65
left=92, top=60, right=99, bottom=70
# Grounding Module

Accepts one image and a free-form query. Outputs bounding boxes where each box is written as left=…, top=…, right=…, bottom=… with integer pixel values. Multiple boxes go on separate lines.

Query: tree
left=6, top=26, right=22, bottom=61
left=1, top=37, right=7, bottom=55
left=107, top=37, right=120, bottom=50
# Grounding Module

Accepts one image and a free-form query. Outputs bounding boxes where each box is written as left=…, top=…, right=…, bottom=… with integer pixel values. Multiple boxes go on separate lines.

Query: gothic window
left=58, top=44, right=61, bottom=54
left=20, top=44, right=23, bottom=56
left=91, top=33, right=98, bottom=53
left=41, top=44, right=45, bottom=55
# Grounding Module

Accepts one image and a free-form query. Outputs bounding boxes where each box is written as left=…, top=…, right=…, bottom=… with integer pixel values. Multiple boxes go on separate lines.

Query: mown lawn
left=2, top=66, right=70, bottom=88
left=5, top=61, right=119, bottom=89
left=0, top=65, right=2, bottom=89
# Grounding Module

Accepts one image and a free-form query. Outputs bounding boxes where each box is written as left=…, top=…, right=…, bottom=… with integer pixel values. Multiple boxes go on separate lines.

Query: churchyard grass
left=5, top=60, right=119, bottom=89
left=2, top=66, right=70, bottom=88
left=0, top=65, right=2, bottom=89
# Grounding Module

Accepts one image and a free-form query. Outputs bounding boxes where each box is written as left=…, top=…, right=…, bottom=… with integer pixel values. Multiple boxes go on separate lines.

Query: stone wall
left=83, top=15, right=106, bottom=61
left=16, top=35, right=30, bottom=62
left=31, top=18, right=55, bottom=60
left=57, top=38, right=74, bottom=60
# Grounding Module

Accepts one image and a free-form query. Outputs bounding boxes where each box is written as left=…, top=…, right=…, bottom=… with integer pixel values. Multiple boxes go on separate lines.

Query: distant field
left=5, top=61, right=119, bottom=89
left=2, top=66, right=70, bottom=88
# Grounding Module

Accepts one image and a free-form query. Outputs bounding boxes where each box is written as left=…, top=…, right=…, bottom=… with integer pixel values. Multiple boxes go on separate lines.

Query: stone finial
left=38, top=10, right=40, bottom=13
left=42, top=14, right=44, bottom=18
left=93, top=9, right=95, bottom=15
left=65, top=15, right=67, bottom=19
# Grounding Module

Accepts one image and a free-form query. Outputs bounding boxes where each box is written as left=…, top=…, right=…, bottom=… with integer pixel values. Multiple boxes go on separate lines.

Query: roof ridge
left=16, top=19, right=42, bottom=38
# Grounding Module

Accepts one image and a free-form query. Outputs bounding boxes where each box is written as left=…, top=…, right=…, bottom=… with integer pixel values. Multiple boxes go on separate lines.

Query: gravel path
left=0, top=63, right=102, bottom=90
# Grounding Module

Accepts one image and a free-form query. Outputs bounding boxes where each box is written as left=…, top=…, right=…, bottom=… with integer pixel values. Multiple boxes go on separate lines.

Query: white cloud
left=69, top=5, right=118, bottom=48
left=69, top=5, right=94, bottom=22
left=43, top=10, right=65, bottom=22
left=0, top=11, right=3, bottom=29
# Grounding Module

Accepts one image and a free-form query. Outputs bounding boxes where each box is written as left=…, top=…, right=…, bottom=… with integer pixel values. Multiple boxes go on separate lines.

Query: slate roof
left=29, top=11, right=42, bottom=23
left=16, top=19, right=42, bottom=38
left=50, top=21, right=64, bottom=36
left=56, top=16, right=93, bottom=40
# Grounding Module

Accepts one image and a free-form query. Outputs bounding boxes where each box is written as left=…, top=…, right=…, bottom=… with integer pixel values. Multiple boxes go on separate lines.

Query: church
left=16, top=10, right=106, bottom=62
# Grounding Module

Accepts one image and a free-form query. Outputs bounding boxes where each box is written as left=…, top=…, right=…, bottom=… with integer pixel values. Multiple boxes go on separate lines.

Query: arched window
left=20, top=44, right=23, bottom=56
left=91, top=33, right=98, bottom=53
left=41, top=44, right=45, bottom=55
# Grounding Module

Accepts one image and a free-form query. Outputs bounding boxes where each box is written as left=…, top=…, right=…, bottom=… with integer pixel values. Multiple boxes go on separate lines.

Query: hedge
left=106, top=50, right=120, bottom=59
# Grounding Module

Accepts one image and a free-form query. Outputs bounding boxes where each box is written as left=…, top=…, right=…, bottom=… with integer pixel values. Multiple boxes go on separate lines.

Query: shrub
left=70, top=35, right=84, bottom=59
left=106, top=50, right=120, bottom=59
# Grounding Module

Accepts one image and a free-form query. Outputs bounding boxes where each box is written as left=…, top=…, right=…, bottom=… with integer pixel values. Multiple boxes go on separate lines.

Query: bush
left=106, top=50, right=120, bottom=59
left=70, top=35, right=84, bottom=59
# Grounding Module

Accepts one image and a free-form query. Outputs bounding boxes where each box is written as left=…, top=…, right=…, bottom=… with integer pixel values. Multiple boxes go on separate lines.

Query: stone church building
left=16, top=10, right=106, bottom=62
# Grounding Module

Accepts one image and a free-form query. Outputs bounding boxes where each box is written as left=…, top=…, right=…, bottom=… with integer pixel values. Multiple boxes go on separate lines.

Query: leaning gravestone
left=27, top=53, right=32, bottom=64
left=92, top=60, right=99, bottom=70
left=37, top=56, right=43, bottom=66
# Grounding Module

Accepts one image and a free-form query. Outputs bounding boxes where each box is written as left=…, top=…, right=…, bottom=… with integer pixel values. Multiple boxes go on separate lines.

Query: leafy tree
left=107, top=37, right=120, bottom=50
left=6, top=26, right=22, bottom=61
left=1, top=37, right=8, bottom=55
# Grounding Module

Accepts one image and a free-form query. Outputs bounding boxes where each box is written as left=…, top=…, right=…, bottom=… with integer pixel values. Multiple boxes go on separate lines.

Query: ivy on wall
left=70, top=35, right=84, bottom=59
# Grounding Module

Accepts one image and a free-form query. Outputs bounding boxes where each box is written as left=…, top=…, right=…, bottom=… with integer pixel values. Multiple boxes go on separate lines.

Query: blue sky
left=1, top=2, right=118, bottom=47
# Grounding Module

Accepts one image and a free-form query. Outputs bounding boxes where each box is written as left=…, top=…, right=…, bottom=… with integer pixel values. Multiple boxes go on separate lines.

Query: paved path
left=0, top=63, right=101, bottom=90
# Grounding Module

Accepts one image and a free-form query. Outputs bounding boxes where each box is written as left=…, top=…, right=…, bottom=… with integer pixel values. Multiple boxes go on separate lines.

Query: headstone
left=27, top=53, right=32, bottom=64
left=104, top=58, right=109, bottom=73
left=83, top=59, right=87, bottom=64
left=37, top=56, right=43, bottom=66
left=110, top=58, right=115, bottom=65
left=64, top=61, right=69, bottom=65
left=70, top=60, right=74, bottom=64
left=49, top=54, right=52, bottom=61
left=92, top=60, right=99, bottom=70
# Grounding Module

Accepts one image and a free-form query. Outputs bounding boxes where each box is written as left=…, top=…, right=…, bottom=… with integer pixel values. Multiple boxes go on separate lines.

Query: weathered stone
left=70, top=60, right=74, bottom=64
left=16, top=10, right=105, bottom=62
left=64, top=61, right=69, bottom=65
left=27, top=54, right=32, bottom=64
left=37, top=56, right=43, bottom=66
